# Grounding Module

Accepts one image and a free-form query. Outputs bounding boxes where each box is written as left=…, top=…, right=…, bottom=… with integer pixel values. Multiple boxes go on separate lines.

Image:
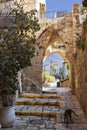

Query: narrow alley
left=3, top=83, right=87, bottom=130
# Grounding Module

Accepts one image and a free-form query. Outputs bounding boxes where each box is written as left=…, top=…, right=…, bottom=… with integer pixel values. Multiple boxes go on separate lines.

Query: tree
left=59, top=67, right=63, bottom=80
left=50, top=60, right=56, bottom=75
left=0, top=2, right=40, bottom=106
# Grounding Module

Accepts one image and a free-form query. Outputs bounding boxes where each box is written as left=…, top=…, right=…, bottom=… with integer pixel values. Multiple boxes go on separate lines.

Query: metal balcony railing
left=45, top=10, right=68, bottom=19
left=0, top=0, right=68, bottom=19
left=35, top=10, right=68, bottom=19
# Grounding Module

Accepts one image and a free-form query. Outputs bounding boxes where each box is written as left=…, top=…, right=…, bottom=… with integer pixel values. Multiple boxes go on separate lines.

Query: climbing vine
left=75, top=19, right=87, bottom=51
left=75, top=35, right=85, bottom=51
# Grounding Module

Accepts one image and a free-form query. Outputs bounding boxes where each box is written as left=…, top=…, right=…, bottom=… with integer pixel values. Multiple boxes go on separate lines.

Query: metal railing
left=45, top=10, right=68, bottom=19
left=35, top=10, right=68, bottom=19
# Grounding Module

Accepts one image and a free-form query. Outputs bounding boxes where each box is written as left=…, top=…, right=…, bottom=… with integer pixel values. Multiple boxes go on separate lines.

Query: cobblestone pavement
left=1, top=83, right=87, bottom=130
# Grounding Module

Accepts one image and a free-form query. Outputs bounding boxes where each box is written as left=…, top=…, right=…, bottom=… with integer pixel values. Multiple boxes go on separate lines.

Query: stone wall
left=22, top=48, right=44, bottom=90
left=23, top=0, right=36, bottom=12
left=0, top=0, right=36, bottom=13
left=72, top=4, right=87, bottom=117
left=22, top=14, right=74, bottom=91
left=0, top=0, right=46, bottom=18
left=75, top=32, right=87, bottom=117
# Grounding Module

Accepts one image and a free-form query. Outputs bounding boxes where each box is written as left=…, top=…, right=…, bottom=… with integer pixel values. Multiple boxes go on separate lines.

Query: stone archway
left=18, top=3, right=87, bottom=118
left=22, top=14, right=75, bottom=93
left=43, top=50, right=70, bottom=87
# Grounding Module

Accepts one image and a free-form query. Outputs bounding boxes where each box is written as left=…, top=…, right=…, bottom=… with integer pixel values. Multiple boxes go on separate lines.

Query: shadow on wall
left=23, top=78, right=41, bottom=94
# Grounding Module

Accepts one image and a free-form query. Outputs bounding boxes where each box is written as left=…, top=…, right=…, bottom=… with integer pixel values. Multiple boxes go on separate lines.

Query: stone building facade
left=0, top=0, right=46, bottom=19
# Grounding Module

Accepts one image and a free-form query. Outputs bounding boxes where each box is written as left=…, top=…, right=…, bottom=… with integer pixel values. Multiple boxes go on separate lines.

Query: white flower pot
left=0, top=106, right=15, bottom=128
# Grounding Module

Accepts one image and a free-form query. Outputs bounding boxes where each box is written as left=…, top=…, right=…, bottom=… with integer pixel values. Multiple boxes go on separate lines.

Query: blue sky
left=46, top=0, right=82, bottom=12
left=44, top=53, right=64, bottom=73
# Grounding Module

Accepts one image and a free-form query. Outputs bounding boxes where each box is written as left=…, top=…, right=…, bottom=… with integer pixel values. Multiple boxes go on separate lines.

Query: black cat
left=63, top=109, right=78, bottom=127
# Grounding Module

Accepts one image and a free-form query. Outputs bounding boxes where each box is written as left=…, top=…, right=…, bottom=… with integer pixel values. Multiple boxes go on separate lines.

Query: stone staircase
left=15, top=91, right=62, bottom=123
left=5, top=86, right=87, bottom=130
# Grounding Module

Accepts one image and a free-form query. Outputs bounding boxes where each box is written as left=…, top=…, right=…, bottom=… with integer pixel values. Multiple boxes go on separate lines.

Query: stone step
left=16, top=100, right=62, bottom=108
left=20, top=93, right=61, bottom=99
left=15, top=111, right=59, bottom=123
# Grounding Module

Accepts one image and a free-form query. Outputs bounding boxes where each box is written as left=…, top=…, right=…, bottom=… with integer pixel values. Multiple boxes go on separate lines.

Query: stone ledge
left=20, top=93, right=61, bottom=99
left=15, top=111, right=59, bottom=123
left=16, top=100, right=62, bottom=108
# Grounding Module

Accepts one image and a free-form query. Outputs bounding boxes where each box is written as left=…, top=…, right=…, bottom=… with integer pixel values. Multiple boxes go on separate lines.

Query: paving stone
left=29, top=116, right=42, bottom=120
left=15, top=122, right=27, bottom=129
left=40, top=128, right=55, bottom=130
left=22, top=106, right=42, bottom=112
left=39, top=124, right=45, bottom=128
left=25, top=126, right=39, bottom=130
left=45, top=123, right=55, bottom=129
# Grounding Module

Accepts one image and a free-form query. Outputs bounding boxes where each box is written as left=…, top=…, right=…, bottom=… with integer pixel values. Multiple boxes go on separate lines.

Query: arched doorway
left=42, top=44, right=70, bottom=88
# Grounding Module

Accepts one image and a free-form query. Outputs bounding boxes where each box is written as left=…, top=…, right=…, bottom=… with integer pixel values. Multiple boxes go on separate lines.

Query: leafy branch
left=0, top=1, right=40, bottom=106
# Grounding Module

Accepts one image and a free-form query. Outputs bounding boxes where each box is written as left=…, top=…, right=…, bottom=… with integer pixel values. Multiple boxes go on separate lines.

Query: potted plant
left=0, top=1, right=40, bottom=128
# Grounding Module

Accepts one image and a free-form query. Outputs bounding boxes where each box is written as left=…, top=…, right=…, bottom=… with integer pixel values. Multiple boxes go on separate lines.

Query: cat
left=63, top=109, right=79, bottom=127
